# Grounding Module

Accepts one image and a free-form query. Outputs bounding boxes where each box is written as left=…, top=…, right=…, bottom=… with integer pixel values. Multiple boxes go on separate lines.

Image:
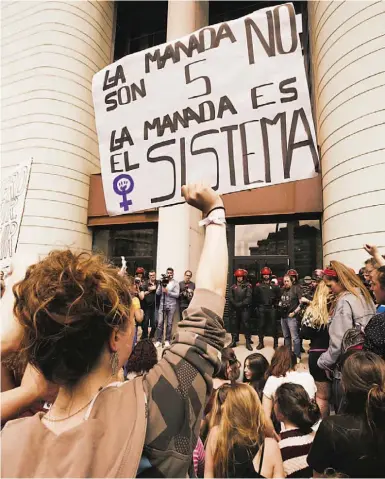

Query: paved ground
left=226, top=333, right=310, bottom=374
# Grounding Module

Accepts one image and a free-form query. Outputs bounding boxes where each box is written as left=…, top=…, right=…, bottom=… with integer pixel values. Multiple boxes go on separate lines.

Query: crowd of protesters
left=1, top=184, right=385, bottom=478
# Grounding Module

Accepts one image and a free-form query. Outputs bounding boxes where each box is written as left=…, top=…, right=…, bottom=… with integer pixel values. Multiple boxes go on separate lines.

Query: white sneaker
left=297, top=357, right=301, bottom=364
left=164, top=341, right=170, bottom=348
left=154, top=341, right=161, bottom=348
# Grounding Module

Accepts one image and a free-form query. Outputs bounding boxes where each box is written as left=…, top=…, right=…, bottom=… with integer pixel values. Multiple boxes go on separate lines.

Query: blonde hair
left=328, top=260, right=373, bottom=304
left=304, top=281, right=330, bottom=328
left=213, top=383, right=266, bottom=477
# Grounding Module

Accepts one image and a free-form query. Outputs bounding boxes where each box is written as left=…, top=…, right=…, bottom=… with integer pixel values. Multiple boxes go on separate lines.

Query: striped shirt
left=279, top=428, right=315, bottom=478
left=193, top=437, right=205, bottom=478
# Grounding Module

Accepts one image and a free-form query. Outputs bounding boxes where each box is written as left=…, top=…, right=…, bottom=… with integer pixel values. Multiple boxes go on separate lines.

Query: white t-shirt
left=263, top=370, right=317, bottom=400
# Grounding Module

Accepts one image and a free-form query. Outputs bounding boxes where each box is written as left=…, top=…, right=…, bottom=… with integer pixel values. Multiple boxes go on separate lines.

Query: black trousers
left=143, top=306, right=157, bottom=339
left=229, top=309, right=251, bottom=338
left=257, top=306, right=277, bottom=341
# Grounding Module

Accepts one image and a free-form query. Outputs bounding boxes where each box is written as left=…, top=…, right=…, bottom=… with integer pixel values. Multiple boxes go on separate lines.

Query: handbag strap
left=258, top=441, right=265, bottom=475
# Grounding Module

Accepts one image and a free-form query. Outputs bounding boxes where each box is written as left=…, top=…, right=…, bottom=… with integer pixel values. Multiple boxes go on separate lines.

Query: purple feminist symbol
left=113, top=174, right=134, bottom=212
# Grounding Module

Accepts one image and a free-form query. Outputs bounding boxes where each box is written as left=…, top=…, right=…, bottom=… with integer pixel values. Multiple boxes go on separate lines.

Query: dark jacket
left=363, top=312, right=385, bottom=359
left=229, top=282, right=252, bottom=310
left=143, top=280, right=158, bottom=309
left=255, top=282, right=281, bottom=308
left=179, top=281, right=196, bottom=310
left=300, top=323, right=329, bottom=350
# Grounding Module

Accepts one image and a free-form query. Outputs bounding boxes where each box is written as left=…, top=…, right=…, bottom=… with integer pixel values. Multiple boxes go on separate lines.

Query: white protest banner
left=92, top=3, right=319, bottom=216
left=0, top=159, right=33, bottom=270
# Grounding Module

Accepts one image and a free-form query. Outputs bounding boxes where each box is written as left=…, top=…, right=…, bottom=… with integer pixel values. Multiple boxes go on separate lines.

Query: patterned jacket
left=140, top=288, right=225, bottom=476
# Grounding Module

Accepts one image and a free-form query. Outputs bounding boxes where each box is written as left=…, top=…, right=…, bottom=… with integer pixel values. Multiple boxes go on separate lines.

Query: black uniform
left=142, top=280, right=159, bottom=339
left=229, top=281, right=252, bottom=342
left=254, top=281, right=281, bottom=346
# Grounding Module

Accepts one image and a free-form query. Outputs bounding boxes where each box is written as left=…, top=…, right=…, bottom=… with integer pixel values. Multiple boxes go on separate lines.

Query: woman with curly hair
left=205, top=383, right=284, bottom=478
left=0, top=184, right=229, bottom=478
left=124, top=339, right=158, bottom=380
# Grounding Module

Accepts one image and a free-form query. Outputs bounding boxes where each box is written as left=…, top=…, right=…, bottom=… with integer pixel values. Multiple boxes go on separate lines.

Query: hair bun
left=308, top=399, right=320, bottom=416
left=369, top=383, right=385, bottom=400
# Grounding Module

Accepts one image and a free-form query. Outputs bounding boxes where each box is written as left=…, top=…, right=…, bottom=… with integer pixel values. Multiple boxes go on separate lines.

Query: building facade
left=2, top=0, right=385, bottom=280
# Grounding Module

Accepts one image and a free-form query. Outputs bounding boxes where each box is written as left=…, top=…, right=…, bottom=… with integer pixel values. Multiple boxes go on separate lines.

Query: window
left=114, top=1, right=168, bottom=60
left=293, top=220, right=322, bottom=277
left=113, top=229, right=155, bottom=257
left=235, top=223, right=288, bottom=256
left=92, top=227, right=158, bottom=275
left=230, top=216, right=322, bottom=279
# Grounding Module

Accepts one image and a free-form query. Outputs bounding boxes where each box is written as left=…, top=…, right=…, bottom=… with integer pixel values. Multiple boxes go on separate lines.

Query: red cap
left=234, top=268, right=247, bottom=277
left=261, top=266, right=272, bottom=275
left=135, top=267, right=145, bottom=274
left=323, top=268, right=338, bottom=278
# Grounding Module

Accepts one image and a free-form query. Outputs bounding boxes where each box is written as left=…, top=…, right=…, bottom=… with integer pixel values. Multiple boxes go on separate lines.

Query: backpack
left=340, top=301, right=366, bottom=356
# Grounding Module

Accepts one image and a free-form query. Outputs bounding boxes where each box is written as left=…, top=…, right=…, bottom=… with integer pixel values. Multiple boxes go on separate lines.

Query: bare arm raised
left=182, top=183, right=227, bottom=297
left=364, top=244, right=385, bottom=267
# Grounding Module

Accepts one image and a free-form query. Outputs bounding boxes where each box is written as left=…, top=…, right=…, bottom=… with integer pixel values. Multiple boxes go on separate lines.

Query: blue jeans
left=281, top=316, right=301, bottom=358
left=156, top=307, right=176, bottom=342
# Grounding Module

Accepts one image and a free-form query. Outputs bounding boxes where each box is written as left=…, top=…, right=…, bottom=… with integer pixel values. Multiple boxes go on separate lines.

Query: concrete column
left=308, top=1, right=385, bottom=269
left=156, top=0, right=209, bottom=280
left=1, top=0, right=114, bottom=259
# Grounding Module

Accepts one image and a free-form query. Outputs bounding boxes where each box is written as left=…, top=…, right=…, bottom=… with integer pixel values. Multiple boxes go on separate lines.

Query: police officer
left=255, top=267, right=281, bottom=350
left=229, top=269, right=253, bottom=350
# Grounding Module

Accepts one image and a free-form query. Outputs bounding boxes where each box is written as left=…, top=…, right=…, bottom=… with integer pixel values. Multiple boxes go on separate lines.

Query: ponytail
left=342, top=351, right=385, bottom=443
left=366, top=384, right=385, bottom=438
